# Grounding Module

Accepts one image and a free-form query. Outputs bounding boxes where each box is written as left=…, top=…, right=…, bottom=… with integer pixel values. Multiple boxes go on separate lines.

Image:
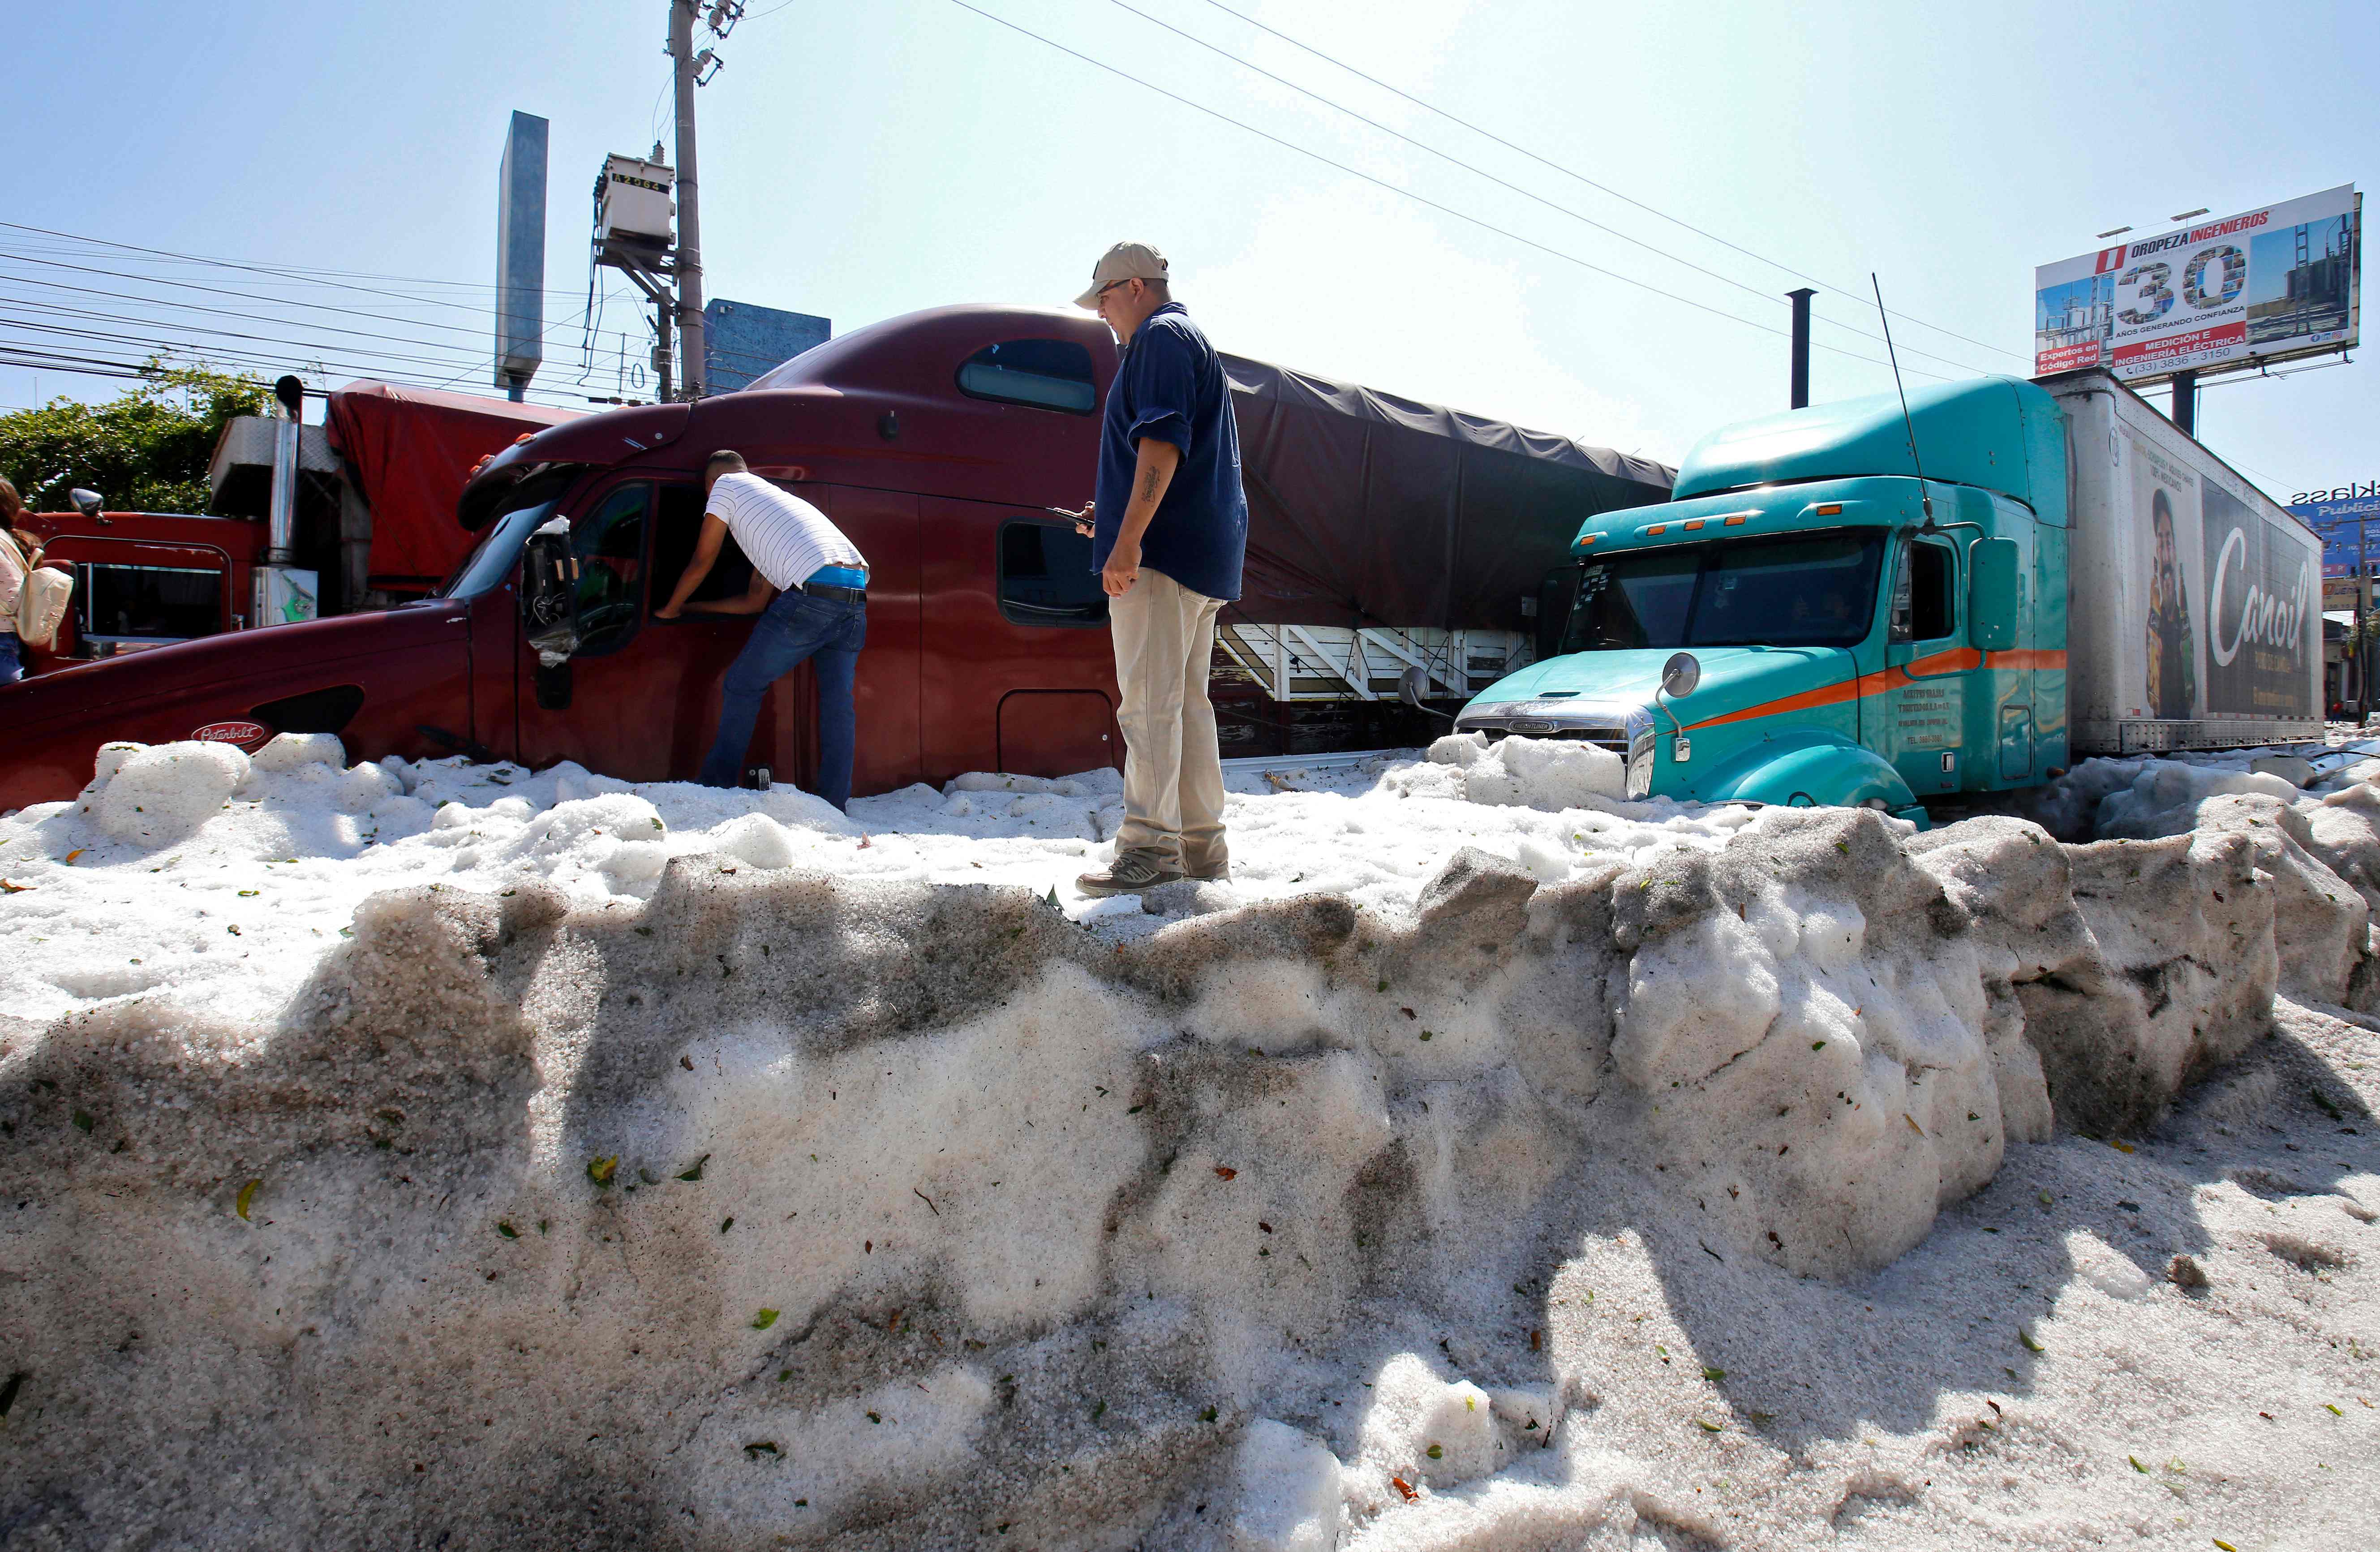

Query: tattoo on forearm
left=1139, top=464, right=1160, bottom=503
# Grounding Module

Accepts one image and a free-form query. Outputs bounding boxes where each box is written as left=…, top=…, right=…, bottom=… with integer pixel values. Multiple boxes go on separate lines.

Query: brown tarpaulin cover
left=326, top=381, right=583, bottom=586
left=1224, top=354, right=1674, bottom=631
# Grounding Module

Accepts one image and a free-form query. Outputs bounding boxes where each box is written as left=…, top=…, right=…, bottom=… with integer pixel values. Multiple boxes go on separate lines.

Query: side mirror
left=1660, top=651, right=1701, bottom=699
left=1398, top=664, right=1459, bottom=722
left=1969, top=537, right=2019, bottom=652
left=521, top=517, right=582, bottom=666
left=70, top=487, right=106, bottom=522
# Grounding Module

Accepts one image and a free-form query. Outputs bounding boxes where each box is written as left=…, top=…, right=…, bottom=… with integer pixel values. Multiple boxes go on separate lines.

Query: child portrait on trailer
left=2145, top=486, right=2196, bottom=720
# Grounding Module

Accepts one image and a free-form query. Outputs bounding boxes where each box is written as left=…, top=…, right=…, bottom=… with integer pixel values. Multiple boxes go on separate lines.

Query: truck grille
left=1465, top=716, right=1630, bottom=754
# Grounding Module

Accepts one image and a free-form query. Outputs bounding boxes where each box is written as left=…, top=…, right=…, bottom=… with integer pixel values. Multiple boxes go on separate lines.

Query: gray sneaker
left=1076, top=848, right=1184, bottom=896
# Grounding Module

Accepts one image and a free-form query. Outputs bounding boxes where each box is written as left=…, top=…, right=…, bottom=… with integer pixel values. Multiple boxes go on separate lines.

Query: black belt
left=800, top=580, right=867, bottom=603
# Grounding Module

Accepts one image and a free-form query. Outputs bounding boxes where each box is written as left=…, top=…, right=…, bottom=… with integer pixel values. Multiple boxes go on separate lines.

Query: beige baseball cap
left=1073, top=241, right=1169, bottom=309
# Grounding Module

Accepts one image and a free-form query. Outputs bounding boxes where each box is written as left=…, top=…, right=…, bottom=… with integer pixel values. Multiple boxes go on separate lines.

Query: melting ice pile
left=4, top=732, right=2379, bottom=1548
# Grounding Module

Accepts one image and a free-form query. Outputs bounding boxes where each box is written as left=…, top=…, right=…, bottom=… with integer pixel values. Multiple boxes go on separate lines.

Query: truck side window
left=77, top=562, right=223, bottom=645
left=573, top=482, right=650, bottom=656
left=1890, top=538, right=1956, bottom=643
left=650, top=482, right=756, bottom=610
left=998, top=518, right=1108, bottom=627
left=956, top=339, right=1099, bottom=415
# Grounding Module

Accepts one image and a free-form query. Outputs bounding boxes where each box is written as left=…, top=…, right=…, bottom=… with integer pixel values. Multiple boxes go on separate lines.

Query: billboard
left=2288, top=486, right=2380, bottom=577
left=2035, top=185, right=2359, bottom=383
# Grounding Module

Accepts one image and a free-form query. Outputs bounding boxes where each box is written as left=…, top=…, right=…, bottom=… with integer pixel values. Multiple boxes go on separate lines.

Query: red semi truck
left=2, top=305, right=1669, bottom=810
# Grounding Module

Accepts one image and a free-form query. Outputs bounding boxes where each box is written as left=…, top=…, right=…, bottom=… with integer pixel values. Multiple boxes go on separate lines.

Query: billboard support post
left=2363, top=515, right=2371, bottom=722
left=2171, top=370, right=2196, bottom=437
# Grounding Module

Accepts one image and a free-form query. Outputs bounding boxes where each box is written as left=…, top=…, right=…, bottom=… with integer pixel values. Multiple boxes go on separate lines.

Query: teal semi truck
left=1452, top=366, right=2323, bottom=820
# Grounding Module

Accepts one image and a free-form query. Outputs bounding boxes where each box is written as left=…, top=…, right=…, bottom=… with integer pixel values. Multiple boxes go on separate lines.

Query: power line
left=0, top=282, right=632, bottom=370
left=0, top=263, right=647, bottom=389
left=0, top=223, right=601, bottom=314
left=0, top=342, right=592, bottom=412
left=1, top=230, right=793, bottom=394
left=940, top=0, right=1944, bottom=380
left=0, top=337, right=592, bottom=410
left=1107, top=0, right=1998, bottom=378
left=0, top=237, right=649, bottom=390
left=0, top=250, right=600, bottom=346
left=1192, top=0, right=2027, bottom=367
left=0, top=241, right=597, bottom=307
left=0, top=315, right=516, bottom=385
left=0, top=296, right=614, bottom=403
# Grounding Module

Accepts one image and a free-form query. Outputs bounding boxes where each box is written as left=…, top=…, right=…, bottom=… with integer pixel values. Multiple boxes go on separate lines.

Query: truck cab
left=1458, top=377, right=2071, bottom=819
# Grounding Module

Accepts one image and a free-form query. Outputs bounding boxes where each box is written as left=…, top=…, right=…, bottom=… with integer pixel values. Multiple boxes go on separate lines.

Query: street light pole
left=668, top=0, right=707, bottom=400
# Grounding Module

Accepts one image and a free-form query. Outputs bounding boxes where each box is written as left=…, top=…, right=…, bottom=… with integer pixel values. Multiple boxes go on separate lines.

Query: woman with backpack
left=0, top=475, right=69, bottom=683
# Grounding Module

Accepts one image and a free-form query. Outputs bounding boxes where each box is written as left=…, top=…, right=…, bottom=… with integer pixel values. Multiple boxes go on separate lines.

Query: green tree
left=0, top=360, right=273, bottom=514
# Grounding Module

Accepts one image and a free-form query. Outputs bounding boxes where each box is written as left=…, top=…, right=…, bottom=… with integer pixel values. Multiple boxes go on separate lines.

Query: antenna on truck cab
left=1871, top=273, right=1937, bottom=528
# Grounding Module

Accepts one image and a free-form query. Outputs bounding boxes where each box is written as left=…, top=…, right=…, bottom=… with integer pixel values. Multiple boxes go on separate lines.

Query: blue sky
left=5, top=0, right=2371, bottom=496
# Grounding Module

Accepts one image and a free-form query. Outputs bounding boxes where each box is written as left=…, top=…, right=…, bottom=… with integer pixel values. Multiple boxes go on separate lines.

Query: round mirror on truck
left=1398, top=665, right=1459, bottom=722
left=1661, top=651, right=1701, bottom=699
left=69, top=488, right=105, bottom=518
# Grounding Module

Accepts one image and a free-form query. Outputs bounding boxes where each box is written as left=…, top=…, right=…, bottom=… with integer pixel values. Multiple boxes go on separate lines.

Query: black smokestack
left=1787, top=288, right=1815, bottom=409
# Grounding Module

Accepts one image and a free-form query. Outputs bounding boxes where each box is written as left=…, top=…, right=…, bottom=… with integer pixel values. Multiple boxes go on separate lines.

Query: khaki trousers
left=1108, top=566, right=1228, bottom=872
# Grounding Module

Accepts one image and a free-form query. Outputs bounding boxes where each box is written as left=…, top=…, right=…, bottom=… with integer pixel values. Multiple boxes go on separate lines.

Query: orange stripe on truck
left=1685, top=678, right=1869, bottom=731
left=1680, top=649, right=2066, bottom=732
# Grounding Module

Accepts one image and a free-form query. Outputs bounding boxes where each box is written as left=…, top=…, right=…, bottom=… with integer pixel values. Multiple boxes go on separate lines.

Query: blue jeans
left=697, top=589, right=866, bottom=807
left=0, top=633, right=20, bottom=684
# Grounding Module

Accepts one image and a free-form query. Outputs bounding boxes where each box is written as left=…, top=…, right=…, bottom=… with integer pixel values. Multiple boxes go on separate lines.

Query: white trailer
left=2043, top=368, right=2324, bottom=754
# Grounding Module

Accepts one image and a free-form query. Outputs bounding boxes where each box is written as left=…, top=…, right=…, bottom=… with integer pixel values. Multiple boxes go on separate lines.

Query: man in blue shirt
left=1065, top=242, right=1249, bottom=895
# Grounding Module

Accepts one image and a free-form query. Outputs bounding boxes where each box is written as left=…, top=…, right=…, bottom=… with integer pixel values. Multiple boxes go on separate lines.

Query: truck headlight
left=1624, top=706, right=1655, bottom=799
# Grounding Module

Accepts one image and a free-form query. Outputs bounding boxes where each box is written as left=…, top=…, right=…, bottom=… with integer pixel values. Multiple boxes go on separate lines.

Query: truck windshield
left=1560, top=531, right=1886, bottom=652
left=438, top=501, right=554, bottom=599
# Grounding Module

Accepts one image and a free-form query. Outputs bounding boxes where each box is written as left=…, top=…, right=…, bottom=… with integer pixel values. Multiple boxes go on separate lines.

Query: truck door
left=1878, top=533, right=1967, bottom=795
left=919, top=496, right=1120, bottom=783
left=1987, top=495, right=2041, bottom=783
left=512, top=477, right=689, bottom=780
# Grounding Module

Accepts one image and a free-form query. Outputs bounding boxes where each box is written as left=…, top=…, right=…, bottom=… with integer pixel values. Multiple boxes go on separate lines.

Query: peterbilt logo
left=193, top=720, right=271, bottom=750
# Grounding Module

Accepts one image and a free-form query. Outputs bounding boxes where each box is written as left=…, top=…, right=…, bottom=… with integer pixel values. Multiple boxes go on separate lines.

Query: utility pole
left=592, top=3, right=732, bottom=403
left=667, top=0, right=708, bottom=400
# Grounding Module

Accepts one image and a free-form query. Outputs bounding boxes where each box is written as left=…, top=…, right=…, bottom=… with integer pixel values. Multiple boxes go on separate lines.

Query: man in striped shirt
left=657, top=450, right=870, bottom=807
